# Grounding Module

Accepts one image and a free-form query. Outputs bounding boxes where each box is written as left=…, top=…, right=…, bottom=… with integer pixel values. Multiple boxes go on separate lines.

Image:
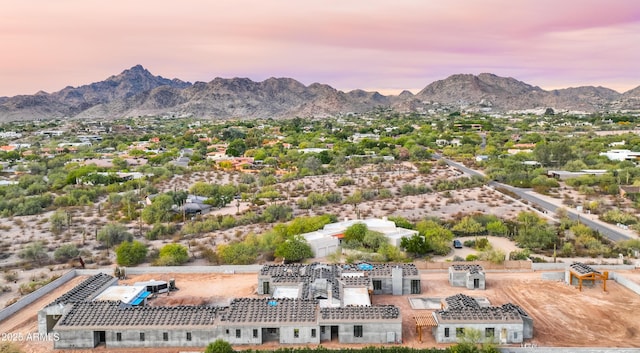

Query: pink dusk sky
left=1, top=0, right=639, bottom=97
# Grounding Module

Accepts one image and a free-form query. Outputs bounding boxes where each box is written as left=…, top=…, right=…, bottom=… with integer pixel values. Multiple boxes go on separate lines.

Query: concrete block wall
left=433, top=322, right=523, bottom=344
left=336, top=322, right=402, bottom=344
left=0, top=270, right=77, bottom=324
left=609, top=272, right=640, bottom=296
left=449, top=271, right=467, bottom=287
left=272, top=325, right=319, bottom=345
left=53, top=329, right=94, bottom=349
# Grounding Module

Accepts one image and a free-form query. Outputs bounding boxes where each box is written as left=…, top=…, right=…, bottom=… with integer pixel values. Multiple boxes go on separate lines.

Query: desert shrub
left=378, top=188, right=393, bottom=199
left=204, top=339, right=233, bottom=353
left=561, top=242, right=575, bottom=257
left=216, top=242, right=258, bottom=265
left=53, top=244, right=80, bottom=262
left=3, top=271, right=19, bottom=282
left=18, top=274, right=60, bottom=295
left=262, top=204, right=293, bottom=223
left=600, top=209, right=638, bottom=225
left=465, top=254, right=479, bottom=261
left=475, top=237, right=489, bottom=250
left=480, top=248, right=506, bottom=264
left=509, top=249, right=531, bottom=260
left=336, top=177, right=355, bottom=187
left=146, top=223, right=177, bottom=240
left=115, top=241, right=148, bottom=266
left=325, top=191, right=342, bottom=203
left=155, top=243, right=189, bottom=266
left=297, top=198, right=313, bottom=209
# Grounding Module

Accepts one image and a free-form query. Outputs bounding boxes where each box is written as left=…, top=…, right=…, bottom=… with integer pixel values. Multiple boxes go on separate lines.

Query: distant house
left=301, top=218, right=418, bottom=258
left=298, top=148, right=329, bottom=154
left=547, top=170, right=607, bottom=180
left=507, top=143, right=536, bottom=155
left=180, top=195, right=212, bottom=215
left=350, top=133, right=380, bottom=143
left=620, top=185, right=640, bottom=201
left=599, top=149, right=640, bottom=161
left=173, top=156, right=191, bottom=168
left=0, top=131, right=22, bottom=139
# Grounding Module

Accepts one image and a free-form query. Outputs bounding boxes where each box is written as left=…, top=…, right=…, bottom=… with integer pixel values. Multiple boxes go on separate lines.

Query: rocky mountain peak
left=0, top=67, right=638, bottom=121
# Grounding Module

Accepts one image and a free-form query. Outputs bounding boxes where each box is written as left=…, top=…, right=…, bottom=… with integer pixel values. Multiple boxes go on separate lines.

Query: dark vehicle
left=453, top=240, right=463, bottom=249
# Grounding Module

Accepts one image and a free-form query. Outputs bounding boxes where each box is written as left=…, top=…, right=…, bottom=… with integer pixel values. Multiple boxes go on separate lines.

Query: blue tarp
left=357, top=263, right=373, bottom=271
left=130, top=291, right=152, bottom=306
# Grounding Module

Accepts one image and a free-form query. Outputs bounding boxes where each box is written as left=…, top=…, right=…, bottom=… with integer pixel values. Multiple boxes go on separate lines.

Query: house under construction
left=448, top=264, right=486, bottom=290
left=415, top=293, right=533, bottom=344
left=41, top=269, right=403, bottom=349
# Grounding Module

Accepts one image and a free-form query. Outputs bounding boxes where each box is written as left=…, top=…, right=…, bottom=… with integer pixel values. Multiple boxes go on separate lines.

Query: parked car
left=453, top=239, right=463, bottom=249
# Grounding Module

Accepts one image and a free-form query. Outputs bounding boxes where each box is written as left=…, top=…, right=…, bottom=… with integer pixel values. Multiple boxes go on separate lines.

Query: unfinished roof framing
left=568, top=262, right=609, bottom=292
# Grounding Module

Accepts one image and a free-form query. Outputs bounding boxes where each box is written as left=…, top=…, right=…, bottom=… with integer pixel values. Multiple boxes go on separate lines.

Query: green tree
left=53, top=244, right=79, bottom=262
left=204, top=339, right=234, bottom=353
left=417, top=220, right=454, bottom=255
left=400, top=234, right=428, bottom=256
left=486, top=220, right=508, bottom=236
left=226, top=139, right=247, bottom=157
left=274, top=235, right=313, bottom=262
left=343, top=223, right=367, bottom=244
left=516, top=225, right=557, bottom=250
left=362, top=231, right=387, bottom=251
left=157, top=243, right=189, bottom=266
left=388, top=216, right=415, bottom=230
left=141, top=194, right=174, bottom=224
left=262, top=204, right=293, bottom=223
left=217, top=242, right=258, bottom=265
left=453, top=216, right=485, bottom=235
left=115, top=240, right=148, bottom=266
left=97, top=223, right=133, bottom=249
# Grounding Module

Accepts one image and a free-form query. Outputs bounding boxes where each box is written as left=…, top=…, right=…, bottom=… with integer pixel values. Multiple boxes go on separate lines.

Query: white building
left=302, top=218, right=418, bottom=257
left=0, top=131, right=22, bottom=139
left=599, top=149, right=640, bottom=161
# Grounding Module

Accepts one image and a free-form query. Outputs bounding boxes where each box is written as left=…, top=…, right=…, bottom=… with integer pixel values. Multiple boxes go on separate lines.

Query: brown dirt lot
left=2, top=270, right=640, bottom=352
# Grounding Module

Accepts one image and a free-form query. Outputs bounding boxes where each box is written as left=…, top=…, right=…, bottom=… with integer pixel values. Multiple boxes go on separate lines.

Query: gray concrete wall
left=392, top=267, right=402, bottom=295
left=403, top=278, right=421, bottom=294
left=466, top=273, right=486, bottom=290
left=609, top=272, right=640, bottom=295
left=76, top=265, right=262, bottom=276
left=257, top=276, right=270, bottom=295
left=0, top=269, right=77, bottom=324
left=53, top=329, right=95, bottom=349
left=434, top=322, right=523, bottom=344
left=531, top=263, right=635, bottom=271
left=108, top=328, right=215, bottom=348
left=540, top=272, right=565, bottom=281
left=336, top=322, right=402, bottom=344
left=449, top=270, right=467, bottom=287
left=271, top=324, right=319, bottom=345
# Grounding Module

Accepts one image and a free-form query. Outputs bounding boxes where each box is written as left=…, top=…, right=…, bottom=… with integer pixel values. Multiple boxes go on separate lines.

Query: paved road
left=436, top=155, right=633, bottom=242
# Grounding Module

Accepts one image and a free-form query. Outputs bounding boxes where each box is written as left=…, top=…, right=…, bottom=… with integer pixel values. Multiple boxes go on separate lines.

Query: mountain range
left=0, top=65, right=639, bottom=122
